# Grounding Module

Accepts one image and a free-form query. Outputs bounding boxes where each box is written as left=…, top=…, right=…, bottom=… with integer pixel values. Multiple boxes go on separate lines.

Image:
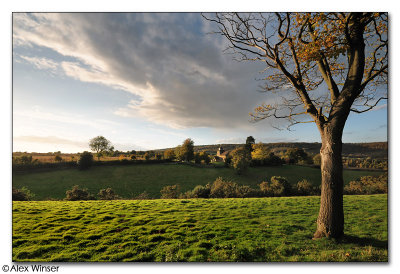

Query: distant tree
left=251, top=142, right=270, bottom=161
left=178, top=138, right=194, bottom=162
left=194, top=152, right=202, bottom=164
left=155, top=154, right=162, bottom=160
left=245, top=136, right=256, bottom=152
left=77, top=151, right=94, bottom=170
left=89, top=136, right=113, bottom=160
left=164, top=148, right=176, bottom=161
left=144, top=152, right=150, bottom=161
left=313, top=154, right=321, bottom=166
left=285, top=148, right=310, bottom=164
left=54, top=155, right=62, bottom=162
left=199, top=151, right=211, bottom=164
left=230, top=147, right=251, bottom=174
left=174, top=145, right=183, bottom=161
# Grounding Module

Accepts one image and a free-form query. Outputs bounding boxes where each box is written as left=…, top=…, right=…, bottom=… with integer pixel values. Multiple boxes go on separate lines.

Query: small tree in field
left=230, top=146, right=251, bottom=174
left=89, top=136, right=113, bottom=160
left=180, top=138, right=195, bottom=162
left=54, top=155, right=62, bottom=162
left=205, top=12, right=387, bottom=239
left=77, top=151, right=94, bottom=170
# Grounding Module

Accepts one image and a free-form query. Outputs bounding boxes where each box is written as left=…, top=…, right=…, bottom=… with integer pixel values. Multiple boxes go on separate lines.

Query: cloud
left=13, top=13, right=276, bottom=130
left=14, top=107, right=121, bottom=132
left=19, top=55, right=58, bottom=71
left=14, top=135, right=86, bottom=147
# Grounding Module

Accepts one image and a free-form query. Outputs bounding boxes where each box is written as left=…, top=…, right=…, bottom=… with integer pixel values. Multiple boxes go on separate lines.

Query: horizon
left=13, top=13, right=388, bottom=153
left=12, top=140, right=388, bottom=154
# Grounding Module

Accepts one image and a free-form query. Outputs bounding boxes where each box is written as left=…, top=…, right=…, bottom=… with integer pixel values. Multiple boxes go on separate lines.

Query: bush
left=296, top=179, right=314, bottom=196
left=210, top=177, right=239, bottom=198
left=98, top=188, right=120, bottom=200
left=160, top=185, right=180, bottom=199
left=344, top=174, right=387, bottom=195
left=65, top=185, right=96, bottom=201
left=12, top=187, right=35, bottom=201
left=259, top=176, right=291, bottom=197
left=54, top=155, right=62, bottom=162
left=236, top=185, right=259, bottom=198
left=191, top=185, right=211, bottom=198
left=78, top=151, right=94, bottom=170
left=135, top=191, right=150, bottom=200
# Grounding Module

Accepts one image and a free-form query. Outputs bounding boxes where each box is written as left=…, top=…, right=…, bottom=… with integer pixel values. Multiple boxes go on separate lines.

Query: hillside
left=190, top=142, right=388, bottom=159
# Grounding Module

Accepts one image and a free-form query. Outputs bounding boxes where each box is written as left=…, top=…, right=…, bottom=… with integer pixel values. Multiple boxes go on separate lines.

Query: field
left=13, top=164, right=384, bottom=200
left=12, top=194, right=388, bottom=262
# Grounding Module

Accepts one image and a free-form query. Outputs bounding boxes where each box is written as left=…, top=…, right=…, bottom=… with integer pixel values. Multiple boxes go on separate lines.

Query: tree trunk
left=313, top=126, right=344, bottom=239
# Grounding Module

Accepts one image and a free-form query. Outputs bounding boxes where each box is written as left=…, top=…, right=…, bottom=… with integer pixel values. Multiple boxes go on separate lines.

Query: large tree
left=205, top=12, right=387, bottom=239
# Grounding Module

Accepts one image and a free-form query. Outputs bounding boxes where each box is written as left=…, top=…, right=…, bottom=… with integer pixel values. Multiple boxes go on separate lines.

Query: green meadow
left=12, top=194, right=387, bottom=262
left=12, top=164, right=383, bottom=200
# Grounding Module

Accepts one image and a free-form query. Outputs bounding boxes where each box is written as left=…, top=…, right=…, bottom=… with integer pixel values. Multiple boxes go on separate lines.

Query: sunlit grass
left=13, top=194, right=387, bottom=262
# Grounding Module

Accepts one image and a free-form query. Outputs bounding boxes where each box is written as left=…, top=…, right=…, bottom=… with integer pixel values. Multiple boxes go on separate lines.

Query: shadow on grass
left=341, top=235, right=388, bottom=249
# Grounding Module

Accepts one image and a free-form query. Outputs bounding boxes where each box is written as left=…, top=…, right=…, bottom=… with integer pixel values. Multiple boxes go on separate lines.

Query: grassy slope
left=13, top=164, right=384, bottom=200
left=12, top=194, right=387, bottom=262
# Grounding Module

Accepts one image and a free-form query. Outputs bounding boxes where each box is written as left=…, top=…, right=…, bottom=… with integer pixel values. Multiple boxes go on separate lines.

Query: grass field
left=13, top=164, right=384, bottom=200
left=12, top=194, right=388, bottom=262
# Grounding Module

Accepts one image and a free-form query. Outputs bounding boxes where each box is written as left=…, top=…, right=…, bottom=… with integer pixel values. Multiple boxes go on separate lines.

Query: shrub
left=98, top=188, right=120, bottom=200
left=236, top=185, right=259, bottom=198
left=135, top=191, right=150, bottom=200
left=12, top=187, right=35, bottom=201
left=210, top=177, right=239, bottom=198
left=296, top=179, right=314, bottom=196
left=54, top=155, right=62, bottom=162
left=77, top=151, right=94, bottom=170
left=160, top=185, right=180, bottom=199
left=259, top=176, right=291, bottom=197
left=344, top=174, right=387, bottom=195
left=65, top=185, right=96, bottom=201
left=191, top=185, right=211, bottom=198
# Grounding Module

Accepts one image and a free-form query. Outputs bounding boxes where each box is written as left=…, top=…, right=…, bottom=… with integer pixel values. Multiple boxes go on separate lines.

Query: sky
left=12, top=13, right=388, bottom=153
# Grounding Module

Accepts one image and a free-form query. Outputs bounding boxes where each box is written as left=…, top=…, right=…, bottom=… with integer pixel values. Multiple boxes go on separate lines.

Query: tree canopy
left=89, top=136, right=113, bottom=160
left=204, top=13, right=387, bottom=130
